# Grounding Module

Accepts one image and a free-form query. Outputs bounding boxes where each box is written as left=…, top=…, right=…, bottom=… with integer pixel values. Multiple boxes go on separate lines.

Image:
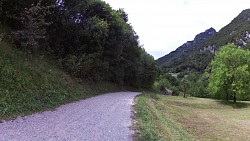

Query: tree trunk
left=226, top=93, right=229, bottom=101
left=233, top=92, right=236, bottom=103
left=183, top=89, right=186, bottom=98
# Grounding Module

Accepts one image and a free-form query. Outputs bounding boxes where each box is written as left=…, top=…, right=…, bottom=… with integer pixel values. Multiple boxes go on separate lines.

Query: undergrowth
left=0, top=25, right=120, bottom=120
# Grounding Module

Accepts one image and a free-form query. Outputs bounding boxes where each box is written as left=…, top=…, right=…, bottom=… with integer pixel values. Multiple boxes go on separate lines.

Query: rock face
left=244, top=31, right=250, bottom=43
left=194, top=28, right=216, bottom=42
left=230, top=30, right=237, bottom=35
left=156, top=27, right=217, bottom=72
left=200, top=45, right=216, bottom=54
left=236, top=31, right=250, bottom=47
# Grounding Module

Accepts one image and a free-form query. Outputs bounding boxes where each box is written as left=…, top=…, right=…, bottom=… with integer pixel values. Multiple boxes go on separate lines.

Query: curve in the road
left=0, top=92, right=140, bottom=141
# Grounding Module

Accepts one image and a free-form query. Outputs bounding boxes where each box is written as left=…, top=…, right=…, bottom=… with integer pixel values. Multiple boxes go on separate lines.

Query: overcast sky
left=103, top=0, right=249, bottom=59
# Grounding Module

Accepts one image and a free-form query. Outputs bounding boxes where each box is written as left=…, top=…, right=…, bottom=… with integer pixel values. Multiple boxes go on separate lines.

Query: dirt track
left=0, top=92, right=140, bottom=141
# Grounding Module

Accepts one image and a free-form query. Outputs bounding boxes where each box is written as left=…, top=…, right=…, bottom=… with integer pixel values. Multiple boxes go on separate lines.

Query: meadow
left=135, top=92, right=250, bottom=141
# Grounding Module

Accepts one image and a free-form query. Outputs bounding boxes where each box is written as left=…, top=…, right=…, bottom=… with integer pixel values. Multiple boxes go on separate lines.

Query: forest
left=0, top=0, right=157, bottom=88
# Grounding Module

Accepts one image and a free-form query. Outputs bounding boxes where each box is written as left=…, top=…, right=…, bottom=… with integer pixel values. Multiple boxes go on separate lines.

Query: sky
left=103, top=0, right=250, bottom=59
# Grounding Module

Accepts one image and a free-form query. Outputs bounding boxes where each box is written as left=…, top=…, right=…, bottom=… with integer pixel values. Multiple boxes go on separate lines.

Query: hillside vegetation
left=206, top=9, right=250, bottom=49
left=0, top=0, right=157, bottom=119
left=157, top=28, right=216, bottom=73
left=0, top=27, right=119, bottom=119
left=0, top=0, right=156, bottom=88
left=135, top=92, right=250, bottom=141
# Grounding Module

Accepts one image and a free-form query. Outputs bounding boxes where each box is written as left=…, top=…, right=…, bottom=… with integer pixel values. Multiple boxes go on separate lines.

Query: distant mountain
left=157, top=9, right=250, bottom=73
left=205, top=9, right=250, bottom=49
left=157, top=28, right=216, bottom=72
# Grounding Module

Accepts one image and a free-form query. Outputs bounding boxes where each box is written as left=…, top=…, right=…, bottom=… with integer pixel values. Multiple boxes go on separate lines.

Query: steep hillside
left=205, top=9, right=250, bottom=49
left=0, top=0, right=157, bottom=89
left=0, top=0, right=158, bottom=119
left=0, top=24, right=119, bottom=120
left=157, top=9, right=250, bottom=73
left=157, top=28, right=216, bottom=72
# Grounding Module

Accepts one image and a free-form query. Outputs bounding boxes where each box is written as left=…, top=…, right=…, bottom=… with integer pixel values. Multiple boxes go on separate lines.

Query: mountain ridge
left=157, top=9, right=250, bottom=73
left=157, top=27, right=216, bottom=72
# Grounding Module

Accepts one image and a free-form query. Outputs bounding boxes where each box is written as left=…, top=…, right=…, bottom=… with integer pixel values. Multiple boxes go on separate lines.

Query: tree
left=186, top=72, right=209, bottom=98
left=12, top=0, right=54, bottom=51
left=139, top=49, right=157, bottom=88
left=117, top=8, right=128, bottom=23
left=181, top=79, right=189, bottom=98
left=0, top=0, right=53, bottom=27
left=208, top=44, right=250, bottom=102
left=188, top=80, right=209, bottom=98
left=1, top=0, right=157, bottom=88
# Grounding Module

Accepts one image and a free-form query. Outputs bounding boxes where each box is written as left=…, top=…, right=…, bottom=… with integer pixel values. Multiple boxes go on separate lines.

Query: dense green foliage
left=186, top=72, right=209, bottom=98
left=0, top=33, right=119, bottom=119
left=0, top=0, right=156, bottom=88
left=0, top=0, right=157, bottom=119
left=154, top=71, right=209, bottom=98
left=153, top=73, right=181, bottom=95
left=208, top=44, right=250, bottom=102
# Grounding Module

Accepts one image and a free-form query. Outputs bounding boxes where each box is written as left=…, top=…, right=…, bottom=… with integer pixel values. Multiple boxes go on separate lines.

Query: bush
left=172, top=88, right=180, bottom=96
left=189, top=82, right=209, bottom=98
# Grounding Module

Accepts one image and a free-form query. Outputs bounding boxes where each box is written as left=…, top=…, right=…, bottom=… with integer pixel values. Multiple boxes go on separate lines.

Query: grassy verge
left=0, top=28, right=120, bottom=120
left=134, top=92, right=191, bottom=141
left=134, top=92, right=250, bottom=141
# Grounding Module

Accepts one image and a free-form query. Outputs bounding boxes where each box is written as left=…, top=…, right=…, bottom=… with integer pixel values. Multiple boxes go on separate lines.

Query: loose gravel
left=0, top=92, right=140, bottom=141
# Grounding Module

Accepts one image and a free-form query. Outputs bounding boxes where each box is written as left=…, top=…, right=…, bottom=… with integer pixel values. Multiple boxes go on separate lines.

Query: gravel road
left=0, top=92, right=140, bottom=141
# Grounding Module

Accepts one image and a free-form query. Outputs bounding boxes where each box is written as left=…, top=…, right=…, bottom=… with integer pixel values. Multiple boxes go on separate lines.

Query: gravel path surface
left=0, top=92, right=140, bottom=141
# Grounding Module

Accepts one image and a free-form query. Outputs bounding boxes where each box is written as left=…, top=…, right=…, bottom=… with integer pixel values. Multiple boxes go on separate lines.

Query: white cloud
left=103, top=0, right=250, bottom=59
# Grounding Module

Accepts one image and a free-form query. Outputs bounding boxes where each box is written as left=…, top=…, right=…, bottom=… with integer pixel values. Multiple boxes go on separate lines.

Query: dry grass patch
left=135, top=92, right=250, bottom=141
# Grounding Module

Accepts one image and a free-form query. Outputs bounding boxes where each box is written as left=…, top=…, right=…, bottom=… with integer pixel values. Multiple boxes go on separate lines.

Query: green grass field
left=135, top=92, right=250, bottom=141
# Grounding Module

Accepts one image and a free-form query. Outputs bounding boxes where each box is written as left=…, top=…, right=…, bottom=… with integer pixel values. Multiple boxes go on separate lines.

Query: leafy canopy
left=208, top=44, right=250, bottom=101
left=0, top=0, right=157, bottom=88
